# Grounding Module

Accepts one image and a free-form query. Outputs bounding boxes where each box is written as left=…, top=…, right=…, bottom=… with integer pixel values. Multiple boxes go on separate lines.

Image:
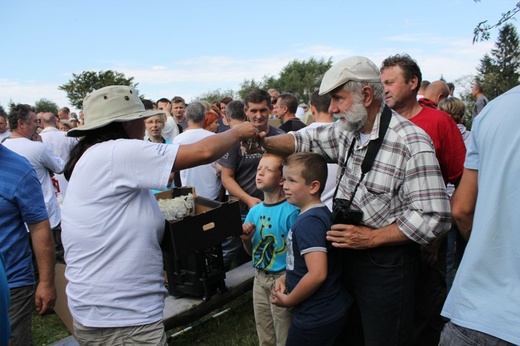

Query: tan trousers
left=73, top=319, right=167, bottom=346
left=253, top=269, right=292, bottom=346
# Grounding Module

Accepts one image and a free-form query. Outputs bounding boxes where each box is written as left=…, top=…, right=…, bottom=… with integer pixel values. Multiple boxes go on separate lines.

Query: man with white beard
left=258, top=56, right=451, bottom=345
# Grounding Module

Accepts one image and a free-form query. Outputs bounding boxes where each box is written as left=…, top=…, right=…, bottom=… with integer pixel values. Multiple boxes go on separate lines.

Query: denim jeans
left=440, top=321, right=516, bottom=346
left=446, top=226, right=466, bottom=292
left=221, top=237, right=243, bottom=271
left=342, top=244, right=420, bottom=346
left=222, top=211, right=251, bottom=271
left=413, top=239, right=448, bottom=346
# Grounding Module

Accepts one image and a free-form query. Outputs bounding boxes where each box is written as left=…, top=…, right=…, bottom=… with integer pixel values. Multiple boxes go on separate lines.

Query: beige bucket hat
left=67, top=85, right=164, bottom=137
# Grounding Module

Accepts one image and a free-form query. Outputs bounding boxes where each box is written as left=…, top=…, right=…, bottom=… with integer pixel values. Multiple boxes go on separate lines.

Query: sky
left=1, top=0, right=517, bottom=113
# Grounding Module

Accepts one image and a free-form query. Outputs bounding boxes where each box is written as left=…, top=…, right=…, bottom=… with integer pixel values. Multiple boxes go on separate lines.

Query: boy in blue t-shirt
left=241, top=153, right=299, bottom=346
left=271, top=152, right=352, bottom=346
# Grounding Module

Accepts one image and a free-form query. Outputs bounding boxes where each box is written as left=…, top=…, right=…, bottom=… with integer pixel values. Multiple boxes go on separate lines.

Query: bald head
left=424, top=80, right=449, bottom=106
left=41, top=112, right=58, bottom=128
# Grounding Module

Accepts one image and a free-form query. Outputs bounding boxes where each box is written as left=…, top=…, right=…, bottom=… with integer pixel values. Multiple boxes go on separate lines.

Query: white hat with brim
left=319, top=56, right=381, bottom=95
left=67, top=85, right=165, bottom=137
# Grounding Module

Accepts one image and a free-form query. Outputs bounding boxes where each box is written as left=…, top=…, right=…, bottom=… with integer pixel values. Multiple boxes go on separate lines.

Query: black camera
left=331, top=198, right=364, bottom=225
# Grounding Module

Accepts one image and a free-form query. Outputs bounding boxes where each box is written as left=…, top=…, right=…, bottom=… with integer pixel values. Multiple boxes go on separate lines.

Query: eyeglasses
left=145, top=119, right=164, bottom=125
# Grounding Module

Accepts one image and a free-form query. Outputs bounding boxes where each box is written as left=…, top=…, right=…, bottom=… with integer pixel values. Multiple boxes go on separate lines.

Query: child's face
left=283, top=163, right=312, bottom=209
left=256, top=156, right=283, bottom=192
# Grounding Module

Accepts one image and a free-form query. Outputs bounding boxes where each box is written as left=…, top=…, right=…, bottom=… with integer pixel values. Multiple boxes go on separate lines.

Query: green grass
left=32, top=311, right=71, bottom=346
left=168, top=292, right=258, bottom=346
left=32, top=292, right=258, bottom=346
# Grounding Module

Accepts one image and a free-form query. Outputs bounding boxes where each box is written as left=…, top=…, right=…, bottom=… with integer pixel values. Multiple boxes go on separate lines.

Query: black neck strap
left=332, top=105, right=393, bottom=202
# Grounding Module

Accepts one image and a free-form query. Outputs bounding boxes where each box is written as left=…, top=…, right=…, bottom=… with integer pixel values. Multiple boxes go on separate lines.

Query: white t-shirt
left=298, top=122, right=338, bottom=212
left=40, top=127, right=79, bottom=198
left=0, top=130, right=11, bottom=143
left=295, top=107, right=305, bottom=119
left=161, top=116, right=180, bottom=142
left=3, top=137, right=65, bottom=228
left=40, top=127, right=78, bottom=162
left=61, top=139, right=178, bottom=327
left=172, top=128, right=221, bottom=200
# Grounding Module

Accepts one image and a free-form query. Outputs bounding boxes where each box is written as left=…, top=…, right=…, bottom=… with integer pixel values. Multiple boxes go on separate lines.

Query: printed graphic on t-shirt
left=155, top=143, right=168, bottom=156
left=252, top=214, right=287, bottom=271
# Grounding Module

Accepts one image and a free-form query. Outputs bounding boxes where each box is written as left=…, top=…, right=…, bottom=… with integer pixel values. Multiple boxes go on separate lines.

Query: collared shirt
left=292, top=104, right=451, bottom=244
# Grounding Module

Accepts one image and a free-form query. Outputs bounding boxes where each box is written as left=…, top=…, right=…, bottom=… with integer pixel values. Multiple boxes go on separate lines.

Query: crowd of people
left=0, top=52, right=518, bottom=346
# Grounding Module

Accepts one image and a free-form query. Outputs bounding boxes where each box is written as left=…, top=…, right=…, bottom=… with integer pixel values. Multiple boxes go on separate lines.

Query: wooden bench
left=51, top=262, right=255, bottom=345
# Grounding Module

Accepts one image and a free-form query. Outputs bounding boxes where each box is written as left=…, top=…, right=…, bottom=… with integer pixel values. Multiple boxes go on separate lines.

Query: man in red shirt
left=381, top=54, right=466, bottom=346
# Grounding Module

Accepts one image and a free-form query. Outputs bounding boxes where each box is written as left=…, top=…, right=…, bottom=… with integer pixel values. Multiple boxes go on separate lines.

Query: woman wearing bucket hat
left=60, top=85, right=257, bottom=345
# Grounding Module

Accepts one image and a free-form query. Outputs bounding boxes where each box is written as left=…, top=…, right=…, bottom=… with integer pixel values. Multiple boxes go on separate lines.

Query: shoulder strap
left=332, top=105, right=393, bottom=201
left=361, top=104, right=392, bottom=174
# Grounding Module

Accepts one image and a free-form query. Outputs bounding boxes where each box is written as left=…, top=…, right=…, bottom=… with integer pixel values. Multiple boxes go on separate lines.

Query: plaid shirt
left=292, top=105, right=451, bottom=244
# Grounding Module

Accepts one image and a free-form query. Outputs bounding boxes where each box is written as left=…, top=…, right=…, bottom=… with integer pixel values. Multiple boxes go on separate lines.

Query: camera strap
left=332, top=105, right=393, bottom=203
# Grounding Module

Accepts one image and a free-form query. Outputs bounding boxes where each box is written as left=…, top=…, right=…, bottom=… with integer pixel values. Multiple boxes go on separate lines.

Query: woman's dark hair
left=64, top=122, right=129, bottom=180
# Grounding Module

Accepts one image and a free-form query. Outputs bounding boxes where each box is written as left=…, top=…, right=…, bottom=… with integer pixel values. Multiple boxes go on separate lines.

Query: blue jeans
left=440, top=321, right=516, bottom=346
left=221, top=237, right=243, bottom=271
left=222, top=210, right=250, bottom=271
left=342, top=244, right=420, bottom=346
left=446, top=226, right=466, bottom=292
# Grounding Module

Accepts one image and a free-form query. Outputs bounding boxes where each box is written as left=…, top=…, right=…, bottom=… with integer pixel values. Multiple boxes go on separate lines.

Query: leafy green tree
left=473, top=1, right=520, bottom=42
left=195, top=88, right=235, bottom=103
left=476, top=23, right=520, bottom=99
left=266, top=58, right=333, bottom=103
left=475, top=54, right=500, bottom=98
left=237, top=78, right=264, bottom=101
left=489, top=23, right=520, bottom=93
left=59, top=70, right=137, bottom=109
left=34, top=98, right=59, bottom=114
left=8, top=101, right=16, bottom=115
left=237, top=58, right=333, bottom=103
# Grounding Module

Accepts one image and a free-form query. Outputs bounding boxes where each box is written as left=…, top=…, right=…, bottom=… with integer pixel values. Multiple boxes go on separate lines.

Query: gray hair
left=226, top=100, right=247, bottom=121
left=185, top=101, right=206, bottom=123
left=343, top=80, right=385, bottom=103
left=8, top=104, right=34, bottom=130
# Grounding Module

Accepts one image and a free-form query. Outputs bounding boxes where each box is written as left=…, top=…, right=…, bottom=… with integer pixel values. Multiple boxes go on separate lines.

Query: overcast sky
left=1, top=0, right=516, bottom=112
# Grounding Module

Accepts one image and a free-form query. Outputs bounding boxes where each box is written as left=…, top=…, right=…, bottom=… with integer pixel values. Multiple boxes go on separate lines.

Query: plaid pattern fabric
left=292, top=104, right=451, bottom=244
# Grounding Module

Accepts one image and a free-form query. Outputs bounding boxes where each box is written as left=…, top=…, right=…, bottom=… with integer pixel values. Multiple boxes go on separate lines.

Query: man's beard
left=334, top=94, right=368, bottom=133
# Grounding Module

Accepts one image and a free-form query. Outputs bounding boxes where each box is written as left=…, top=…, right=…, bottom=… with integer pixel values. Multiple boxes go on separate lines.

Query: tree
left=237, top=57, right=333, bottom=103
left=0, top=104, right=6, bottom=117
left=237, top=78, right=264, bottom=100
left=59, top=70, right=137, bottom=109
left=8, top=101, right=15, bottom=115
left=34, top=98, right=59, bottom=114
left=473, top=1, right=520, bottom=42
left=475, top=54, right=501, bottom=98
left=266, top=58, right=333, bottom=103
left=476, top=23, right=520, bottom=99
left=195, top=88, right=235, bottom=103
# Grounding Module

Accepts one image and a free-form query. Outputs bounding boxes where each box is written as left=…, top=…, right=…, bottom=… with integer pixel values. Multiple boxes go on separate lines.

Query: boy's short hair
left=262, top=153, right=284, bottom=175
left=284, top=152, right=327, bottom=195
